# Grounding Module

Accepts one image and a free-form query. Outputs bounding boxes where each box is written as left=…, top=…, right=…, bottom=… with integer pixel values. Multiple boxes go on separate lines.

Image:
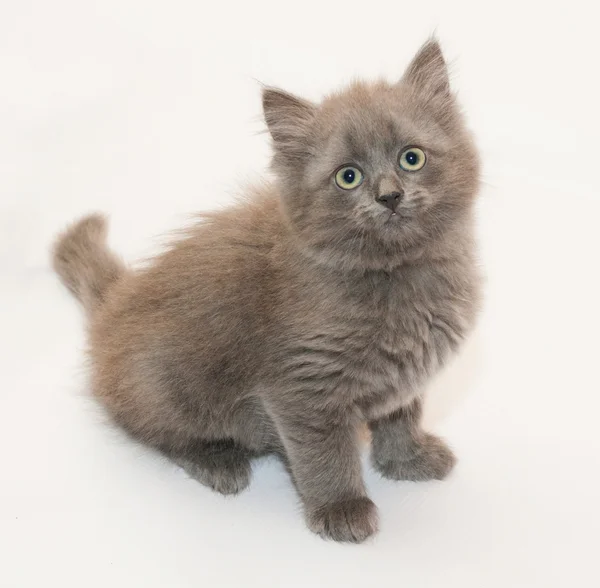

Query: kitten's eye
left=399, top=147, right=426, bottom=172
left=335, top=166, right=364, bottom=190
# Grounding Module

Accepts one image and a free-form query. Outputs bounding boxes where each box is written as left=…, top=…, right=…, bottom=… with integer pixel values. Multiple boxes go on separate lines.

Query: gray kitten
left=53, top=39, right=481, bottom=543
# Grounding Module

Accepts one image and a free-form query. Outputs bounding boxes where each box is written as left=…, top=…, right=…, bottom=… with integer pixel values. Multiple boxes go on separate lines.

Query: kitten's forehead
left=314, top=81, right=451, bottom=163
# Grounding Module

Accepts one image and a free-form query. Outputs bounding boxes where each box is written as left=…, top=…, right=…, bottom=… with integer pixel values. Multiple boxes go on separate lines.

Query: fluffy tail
left=52, top=213, right=125, bottom=314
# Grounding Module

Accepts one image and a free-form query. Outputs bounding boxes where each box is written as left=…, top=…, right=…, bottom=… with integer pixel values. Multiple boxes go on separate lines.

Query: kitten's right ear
left=262, top=87, right=316, bottom=160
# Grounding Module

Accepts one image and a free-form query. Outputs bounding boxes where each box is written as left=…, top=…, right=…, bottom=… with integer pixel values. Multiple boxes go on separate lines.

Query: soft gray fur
left=52, top=39, right=481, bottom=543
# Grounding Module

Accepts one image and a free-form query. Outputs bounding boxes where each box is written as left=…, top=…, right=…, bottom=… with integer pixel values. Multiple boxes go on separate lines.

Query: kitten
left=53, top=39, right=481, bottom=543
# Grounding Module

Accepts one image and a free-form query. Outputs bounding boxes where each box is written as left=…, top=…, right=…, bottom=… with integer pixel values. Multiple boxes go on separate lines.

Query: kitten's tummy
left=53, top=39, right=481, bottom=543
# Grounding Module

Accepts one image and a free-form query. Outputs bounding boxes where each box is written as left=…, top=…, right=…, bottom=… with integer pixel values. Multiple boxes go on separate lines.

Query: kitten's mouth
left=382, top=213, right=397, bottom=227
left=384, top=211, right=404, bottom=224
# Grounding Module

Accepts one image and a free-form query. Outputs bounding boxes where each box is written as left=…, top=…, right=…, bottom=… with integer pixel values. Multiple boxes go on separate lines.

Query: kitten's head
left=263, top=39, right=480, bottom=270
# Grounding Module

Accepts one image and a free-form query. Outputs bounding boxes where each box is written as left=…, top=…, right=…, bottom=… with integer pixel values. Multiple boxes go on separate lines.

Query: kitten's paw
left=374, top=433, right=456, bottom=481
left=306, top=497, right=379, bottom=543
left=178, top=452, right=252, bottom=495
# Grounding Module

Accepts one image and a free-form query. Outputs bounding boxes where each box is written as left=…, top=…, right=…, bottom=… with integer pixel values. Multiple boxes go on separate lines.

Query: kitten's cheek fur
left=306, top=497, right=379, bottom=543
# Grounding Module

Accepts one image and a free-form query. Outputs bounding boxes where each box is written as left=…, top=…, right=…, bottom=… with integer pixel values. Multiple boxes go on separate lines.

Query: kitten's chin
left=296, top=222, right=431, bottom=272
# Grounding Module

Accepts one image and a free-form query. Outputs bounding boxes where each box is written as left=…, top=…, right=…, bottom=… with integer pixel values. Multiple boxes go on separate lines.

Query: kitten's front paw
left=306, top=497, right=379, bottom=543
left=374, top=433, right=456, bottom=481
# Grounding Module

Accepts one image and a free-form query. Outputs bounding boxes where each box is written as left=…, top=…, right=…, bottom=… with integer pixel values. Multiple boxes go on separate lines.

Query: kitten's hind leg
left=171, top=439, right=253, bottom=495
left=369, top=398, right=456, bottom=481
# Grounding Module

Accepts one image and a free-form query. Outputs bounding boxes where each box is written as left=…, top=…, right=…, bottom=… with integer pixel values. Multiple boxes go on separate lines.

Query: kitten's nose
left=376, top=191, right=403, bottom=212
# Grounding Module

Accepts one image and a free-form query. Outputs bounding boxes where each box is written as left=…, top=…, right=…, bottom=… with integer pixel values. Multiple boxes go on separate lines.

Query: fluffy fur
left=53, top=39, right=481, bottom=543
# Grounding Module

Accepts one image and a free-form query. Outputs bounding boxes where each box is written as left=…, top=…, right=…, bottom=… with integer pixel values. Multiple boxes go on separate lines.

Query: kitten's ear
left=401, top=39, right=450, bottom=100
left=262, top=87, right=316, bottom=160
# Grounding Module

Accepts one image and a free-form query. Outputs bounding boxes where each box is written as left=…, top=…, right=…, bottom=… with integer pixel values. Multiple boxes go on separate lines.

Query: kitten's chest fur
left=283, top=257, right=478, bottom=421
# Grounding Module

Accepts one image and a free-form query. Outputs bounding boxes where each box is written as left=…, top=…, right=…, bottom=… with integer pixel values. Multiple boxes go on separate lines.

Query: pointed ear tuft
left=262, top=87, right=316, bottom=160
left=402, top=39, right=450, bottom=99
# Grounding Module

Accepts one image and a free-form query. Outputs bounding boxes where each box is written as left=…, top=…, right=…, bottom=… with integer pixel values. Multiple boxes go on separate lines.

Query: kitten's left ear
left=401, top=39, right=451, bottom=100
left=262, top=87, right=316, bottom=161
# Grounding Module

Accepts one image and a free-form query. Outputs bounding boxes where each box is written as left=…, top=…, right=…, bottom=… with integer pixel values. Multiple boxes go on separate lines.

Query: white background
left=1, top=1, right=599, bottom=586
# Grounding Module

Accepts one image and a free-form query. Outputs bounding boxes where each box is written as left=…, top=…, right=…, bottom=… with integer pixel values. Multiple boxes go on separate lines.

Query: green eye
left=335, top=166, right=364, bottom=190
left=399, top=147, right=426, bottom=171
